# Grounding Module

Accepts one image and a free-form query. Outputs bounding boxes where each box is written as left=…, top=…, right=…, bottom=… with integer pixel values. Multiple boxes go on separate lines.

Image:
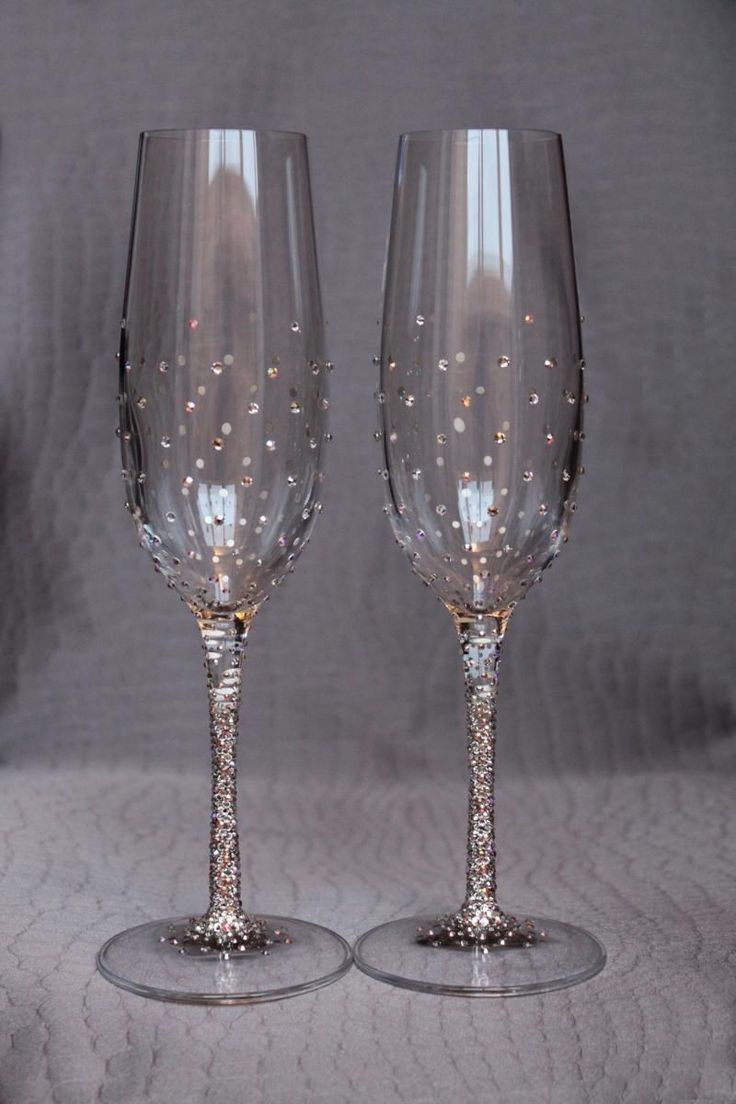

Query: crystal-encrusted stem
left=168, top=612, right=287, bottom=956
left=458, top=612, right=505, bottom=916
left=417, top=611, right=541, bottom=949
left=199, top=612, right=249, bottom=935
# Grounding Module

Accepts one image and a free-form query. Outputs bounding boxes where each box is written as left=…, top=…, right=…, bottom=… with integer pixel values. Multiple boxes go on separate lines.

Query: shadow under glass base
left=354, top=914, right=605, bottom=997
left=98, top=915, right=352, bottom=1004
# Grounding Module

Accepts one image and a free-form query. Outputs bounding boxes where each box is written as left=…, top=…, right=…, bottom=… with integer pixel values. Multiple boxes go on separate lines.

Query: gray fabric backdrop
left=1, top=3, right=735, bottom=1103
left=1, top=0, right=733, bottom=782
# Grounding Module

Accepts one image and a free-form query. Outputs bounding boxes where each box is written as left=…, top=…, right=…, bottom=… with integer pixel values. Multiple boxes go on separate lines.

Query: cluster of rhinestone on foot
left=417, top=908, right=544, bottom=952
left=160, top=913, right=291, bottom=958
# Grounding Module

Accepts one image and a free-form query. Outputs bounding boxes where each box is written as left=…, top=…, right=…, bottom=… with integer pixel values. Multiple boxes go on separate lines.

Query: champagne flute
left=354, top=128, right=606, bottom=996
left=97, top=129, right=351, bottom=1004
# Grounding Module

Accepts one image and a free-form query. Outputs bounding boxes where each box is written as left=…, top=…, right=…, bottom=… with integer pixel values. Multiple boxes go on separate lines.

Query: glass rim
left=140, top=127, right=307, bottom=142
left=399, top=127, right=562, bottom=143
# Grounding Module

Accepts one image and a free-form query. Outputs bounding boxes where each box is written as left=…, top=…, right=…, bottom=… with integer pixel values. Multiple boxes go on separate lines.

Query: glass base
left=98, top=914, right=352, bottom=1004
left=354, top=914, right=605, bottom=996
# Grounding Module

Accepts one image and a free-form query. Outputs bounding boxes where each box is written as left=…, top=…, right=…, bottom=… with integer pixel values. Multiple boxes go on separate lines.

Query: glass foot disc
left=98, top=915, right=352, bottom=1004
left=354, top=914, right=605, bottom=997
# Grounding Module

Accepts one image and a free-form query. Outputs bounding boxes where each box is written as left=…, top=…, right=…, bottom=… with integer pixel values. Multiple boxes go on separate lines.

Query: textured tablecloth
left=1, top=765, right=733, bottom=1104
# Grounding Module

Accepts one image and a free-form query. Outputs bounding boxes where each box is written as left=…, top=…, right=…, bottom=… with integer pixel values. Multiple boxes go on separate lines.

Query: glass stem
left=416, top=610, right=540, bottom=948
left=197, top=612, right=250, bottom=930
left=175, top=610, right=282, bottom=953
left=165, top=611, right=288, bottom=955
left=455, top=612, right=509, bottom=920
